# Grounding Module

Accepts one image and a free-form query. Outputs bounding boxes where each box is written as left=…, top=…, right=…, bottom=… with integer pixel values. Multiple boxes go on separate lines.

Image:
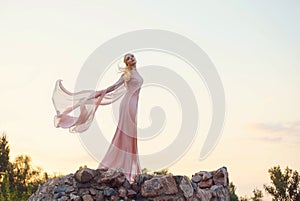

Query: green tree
left=229, top=182, right=239, bottom=201
left=0, top=133, right=10, bottom=173
left=1, top=171, right=18, bottom=201
left=11, top=155, right=46, bottom=197
left=0, top=133, right=13, bottom=198
left=239, top=189, right=263, bottom=201
left=240, top=196, right=249, bottom=201
left=251, top=188, right=263, bottom=201
left=264, top=166, right=300, bottom=201
left=0, top=133, right=51, bottom=200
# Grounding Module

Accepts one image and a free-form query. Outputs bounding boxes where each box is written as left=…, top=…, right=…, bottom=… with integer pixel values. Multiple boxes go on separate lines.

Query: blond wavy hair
left=118, top=53, right=134, bottom=82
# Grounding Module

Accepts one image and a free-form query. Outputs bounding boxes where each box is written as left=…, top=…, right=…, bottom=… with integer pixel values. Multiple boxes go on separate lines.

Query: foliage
left=0, top=133, right=50, bottom=201
left=79, top=165, right=88, bottom=169
left=142, top=168, right=149, bottom=174
left=251, top=188, right=263, bottom=201
left=231, top=183, right=264, bottom=201
left=229, top=182, right=239, bottom=201
left=0, top=134, right=10, bottom=173
left=240, top=196, right=249, bottom=201
left=264, top=165, right=300, bottom=201
left=153, top=168, right=169, bottom=176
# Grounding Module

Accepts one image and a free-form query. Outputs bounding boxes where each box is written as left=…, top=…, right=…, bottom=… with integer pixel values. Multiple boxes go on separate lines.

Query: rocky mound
left=28, top=166, right=229, bottom=201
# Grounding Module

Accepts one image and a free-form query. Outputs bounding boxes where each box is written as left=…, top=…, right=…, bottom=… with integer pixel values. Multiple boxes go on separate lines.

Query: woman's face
left=124, top=54, right=136, bottom=67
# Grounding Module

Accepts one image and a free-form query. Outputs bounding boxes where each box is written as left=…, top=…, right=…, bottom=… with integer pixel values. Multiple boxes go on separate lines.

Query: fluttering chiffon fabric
left=52, top=68, right=143, bottom=182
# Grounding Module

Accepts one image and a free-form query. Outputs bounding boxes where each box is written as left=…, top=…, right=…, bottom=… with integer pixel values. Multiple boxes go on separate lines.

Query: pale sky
left=1, top=1, right=299, bottom=200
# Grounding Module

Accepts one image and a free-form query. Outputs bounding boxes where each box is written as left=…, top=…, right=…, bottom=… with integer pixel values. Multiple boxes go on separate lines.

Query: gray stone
left=127, top=189, right=137, bottom=199
left=75, top=168, right=96, bottom=183
left=210, top=185, right=230, bottom=201
left=62, top=174, right=74, bottom=185
left=66, top=186, right=75, bottom=193
left=213, top=167, right=228, bottom=186
left=89, top=188, right=97, bottom=196
left=53, top=192, right=65, bottom=199
left=70, top=193, right=81, bottom=201
left=118, top=186, right=127, bottom=198
left=57, top=195, right=69, bottom=201
left=95, top=191, right=104, bottom=201
left=198, top=178, right=213, bottom=189
left=82, top=194, right=93, bottom=201
left=195, top=188, right=213, bottom=201
left=191, top=182, right=198, bottom=191
left=135, top=173, right=153, bottom=186
left=192, top=174, right=202, bottom=183
left=179, top=176, right=193, bottom=200
left=99, top=168, right=126, bottom=187
left=141, top=174, right=178, bottom=197
left=198, top=171, right=213, bottom=181
left=103, top=187, right=117, bottom=197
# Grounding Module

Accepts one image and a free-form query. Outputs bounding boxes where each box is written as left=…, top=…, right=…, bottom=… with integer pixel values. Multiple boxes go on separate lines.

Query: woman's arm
left=94, top=74, right=125, bottom=98
left=105, top=74, right=125, bottom=93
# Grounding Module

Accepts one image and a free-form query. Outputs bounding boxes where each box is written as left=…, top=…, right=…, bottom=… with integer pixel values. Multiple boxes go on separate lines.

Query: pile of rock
left=191, top=167, right=229, bottom=200
left=28, top=166, right=229, bottom=201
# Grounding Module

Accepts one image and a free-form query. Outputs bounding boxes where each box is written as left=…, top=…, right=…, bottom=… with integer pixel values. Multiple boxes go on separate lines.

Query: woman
left=52, top=53, right=143, bottom=182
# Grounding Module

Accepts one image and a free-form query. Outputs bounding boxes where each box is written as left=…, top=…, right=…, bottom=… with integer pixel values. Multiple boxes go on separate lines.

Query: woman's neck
left=129, top=65, right=136, bottom=70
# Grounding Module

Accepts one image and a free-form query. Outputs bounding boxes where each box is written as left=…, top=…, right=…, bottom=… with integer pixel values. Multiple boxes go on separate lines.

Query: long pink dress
left=98, top=68, right=143, bottom=182
left=52, top=68, right=143, bottom=182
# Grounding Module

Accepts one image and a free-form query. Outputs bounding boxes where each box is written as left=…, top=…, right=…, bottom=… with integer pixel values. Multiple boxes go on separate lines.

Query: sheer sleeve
left=105, top=74, right=125, bottom=93
left=99, top=73, right=127, bottom=105
left=52, top=73, right=127, bottom=133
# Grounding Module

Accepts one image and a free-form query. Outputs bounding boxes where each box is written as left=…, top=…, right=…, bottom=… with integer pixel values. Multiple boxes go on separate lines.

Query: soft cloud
left=260, top=136, right=282, bottom=142
left=255, top=121, right=300, bottom=134
left=248, top=121, right=300, bottom=143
